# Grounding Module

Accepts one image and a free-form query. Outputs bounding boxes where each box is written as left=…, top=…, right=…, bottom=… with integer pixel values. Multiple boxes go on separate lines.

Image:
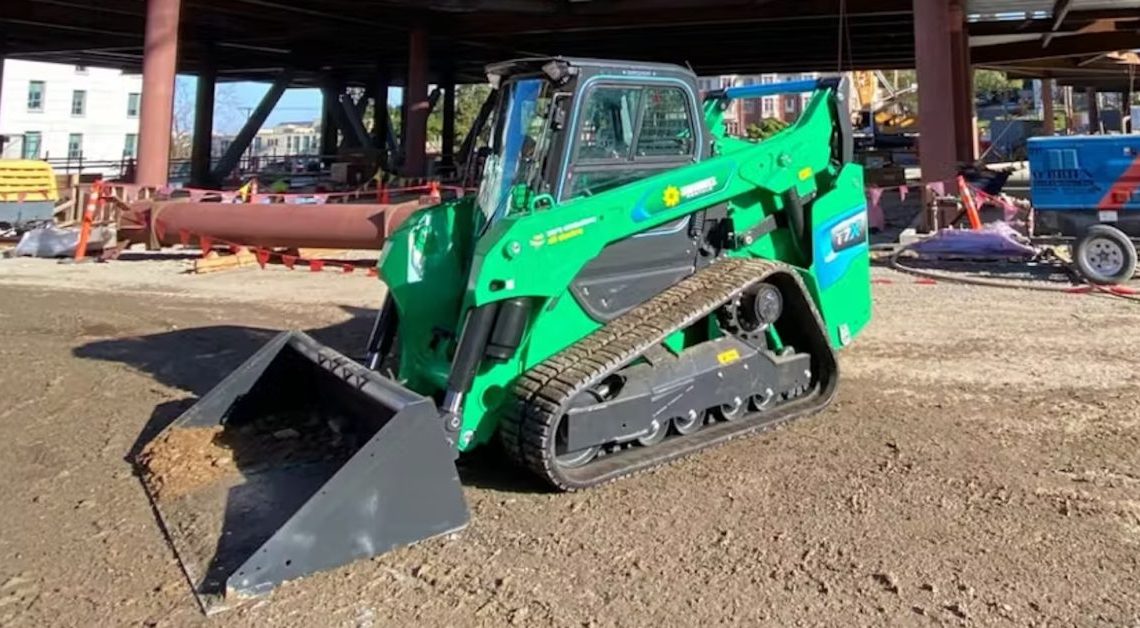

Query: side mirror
left=551, top=93, right=571, bottom=131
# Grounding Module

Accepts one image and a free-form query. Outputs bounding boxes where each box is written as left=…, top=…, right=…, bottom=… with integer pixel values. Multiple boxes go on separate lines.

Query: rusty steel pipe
left=125, top=200, right=424, bottom=250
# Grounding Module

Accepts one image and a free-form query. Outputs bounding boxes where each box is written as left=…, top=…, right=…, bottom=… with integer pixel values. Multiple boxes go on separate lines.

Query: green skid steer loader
left=138, top=57, right=872, bottom=613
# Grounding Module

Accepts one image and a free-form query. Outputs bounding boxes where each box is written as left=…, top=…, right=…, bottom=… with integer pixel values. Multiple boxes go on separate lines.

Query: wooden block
left=296, top=248, right=351, bottom=259
left=193, top=250, right=258, bottom=274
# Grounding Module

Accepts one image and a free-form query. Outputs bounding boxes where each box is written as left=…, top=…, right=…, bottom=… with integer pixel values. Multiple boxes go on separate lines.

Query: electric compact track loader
left=138, top=57, right=872, bottom=612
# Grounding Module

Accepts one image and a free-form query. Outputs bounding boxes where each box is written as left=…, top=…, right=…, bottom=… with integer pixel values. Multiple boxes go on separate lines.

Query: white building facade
left=0, top=60, right=143, bottom=174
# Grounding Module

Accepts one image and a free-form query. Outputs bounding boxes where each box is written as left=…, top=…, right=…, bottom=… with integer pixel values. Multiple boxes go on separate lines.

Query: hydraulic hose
left=880, top=243, right=1140, bottom=304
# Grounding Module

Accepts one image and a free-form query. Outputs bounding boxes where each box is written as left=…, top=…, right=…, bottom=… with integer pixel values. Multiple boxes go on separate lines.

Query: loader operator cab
left=474, top=57, right=710, bottom=230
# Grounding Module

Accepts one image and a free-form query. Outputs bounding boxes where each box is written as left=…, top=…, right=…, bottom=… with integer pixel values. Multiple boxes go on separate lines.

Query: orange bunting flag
left=281, top=254, right=297, bottom=270
left=255, top=248, right=271, bottom=268
left=309, top=260, right=325, bottom=272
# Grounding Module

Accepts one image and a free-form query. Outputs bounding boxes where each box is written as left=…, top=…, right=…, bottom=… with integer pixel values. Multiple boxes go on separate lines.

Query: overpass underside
left=2, top=0, right=1138, bottom=186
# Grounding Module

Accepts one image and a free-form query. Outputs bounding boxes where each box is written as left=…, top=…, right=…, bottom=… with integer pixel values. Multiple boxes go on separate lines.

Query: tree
left=172, top=77, right=243, bottom=160
left=746, top=118, right=789, bottom=140
left=973, top=69, right=1023, bottom=97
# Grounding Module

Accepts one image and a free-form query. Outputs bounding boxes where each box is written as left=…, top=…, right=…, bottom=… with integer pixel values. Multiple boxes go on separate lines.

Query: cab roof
left=485, top=57, right=696, bottom=81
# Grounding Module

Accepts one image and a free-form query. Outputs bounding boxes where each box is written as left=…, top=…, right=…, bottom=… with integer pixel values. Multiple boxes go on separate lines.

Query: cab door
left=560, top=79, right=706, bottom=322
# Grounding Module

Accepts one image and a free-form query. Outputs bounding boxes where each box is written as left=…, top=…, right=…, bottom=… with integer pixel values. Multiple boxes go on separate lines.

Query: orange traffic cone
left=956, top=175, right=983, bottom=231
left=73, top=180, right=102, bottom=261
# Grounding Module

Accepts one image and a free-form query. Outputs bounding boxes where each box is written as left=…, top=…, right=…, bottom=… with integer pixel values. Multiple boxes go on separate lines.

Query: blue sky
left=178, top=76, right=404, bottom=134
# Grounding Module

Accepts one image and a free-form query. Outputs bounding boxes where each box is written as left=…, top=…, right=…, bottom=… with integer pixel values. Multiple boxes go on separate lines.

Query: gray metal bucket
left=136, top=331, right=468, bottom=614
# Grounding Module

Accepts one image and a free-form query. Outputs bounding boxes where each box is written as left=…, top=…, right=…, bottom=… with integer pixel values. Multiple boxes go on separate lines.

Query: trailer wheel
left=1074, top=224, right=1138, bottom=285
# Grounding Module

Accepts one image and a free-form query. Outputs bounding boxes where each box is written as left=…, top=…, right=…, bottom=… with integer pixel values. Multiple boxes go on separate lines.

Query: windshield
left=475, top=77, right=554, bottom=226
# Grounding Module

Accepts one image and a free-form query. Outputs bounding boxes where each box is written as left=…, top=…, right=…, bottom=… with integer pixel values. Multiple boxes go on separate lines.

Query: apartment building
left=0, top=60, right=143, bottom=173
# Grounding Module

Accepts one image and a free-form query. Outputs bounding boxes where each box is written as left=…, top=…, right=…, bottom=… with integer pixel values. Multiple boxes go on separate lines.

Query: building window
left=123, top=134, right=138, bottom=159
left=22, top=132, right=42, bottom=159
left=27, top=81, right=45, bottom=112
left=785, top=96, right=797, bottom=111
left=761, top=74, right=775, bottom=85
left=762, top=98, right=774, bottom=115
left=127, top=93, right=141, bottom=117
left=68, top=134, right=83, bottom=160
left=71, top=90, right=87, bottom=116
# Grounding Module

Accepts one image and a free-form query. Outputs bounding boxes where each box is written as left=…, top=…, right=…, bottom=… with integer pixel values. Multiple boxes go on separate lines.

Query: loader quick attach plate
left=135, top=331, right=468, bottom=614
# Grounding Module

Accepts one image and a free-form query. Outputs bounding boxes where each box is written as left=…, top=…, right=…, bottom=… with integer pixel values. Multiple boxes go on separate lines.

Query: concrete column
left=948, top=0, right=977, bottom=164
left=320, top=87, right=338, bottom=163
left=373, top=70, right=390, bottom=162
left=1063, top=86, right=1075, bottom=132
left=1125, top=87, right=1133, bottom=134
left=137, top=0, right=183, bottom=186
left=441, top=69, right=456, bottom=169
left=1041, top=79, right=1056, bottom=135
left=403, top=28, right=430, bottom=176
left=0, top=53, right=6, bottom=155
left=190, top=65, right=216, bottom=186
left=912, top=0, right=959, bottom=184
left=1086, top=87, right=1100, bottom=133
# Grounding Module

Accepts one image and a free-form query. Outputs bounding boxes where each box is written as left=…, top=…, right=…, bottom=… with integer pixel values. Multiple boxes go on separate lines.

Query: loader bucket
left=136, top=331, right=468, bottom=614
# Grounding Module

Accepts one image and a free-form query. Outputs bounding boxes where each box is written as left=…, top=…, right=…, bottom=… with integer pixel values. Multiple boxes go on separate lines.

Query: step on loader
left=137, top=57, right=873, bottom=613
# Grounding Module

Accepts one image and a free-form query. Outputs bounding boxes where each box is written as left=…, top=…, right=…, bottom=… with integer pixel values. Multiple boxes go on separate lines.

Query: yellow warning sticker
left=798, top=167, right=813, bottom=181
left=716, top=349, right=741, bottom=365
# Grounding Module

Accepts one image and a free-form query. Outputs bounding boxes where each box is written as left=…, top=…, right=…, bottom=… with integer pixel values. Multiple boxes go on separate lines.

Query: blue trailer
left=1028, top=135, right=1140, bottom=284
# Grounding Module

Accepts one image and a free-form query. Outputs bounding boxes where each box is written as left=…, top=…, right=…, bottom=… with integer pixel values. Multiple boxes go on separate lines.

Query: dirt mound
left=138, top=412, right=359, bottom=502
left=137, top=427, right=237, bottom=501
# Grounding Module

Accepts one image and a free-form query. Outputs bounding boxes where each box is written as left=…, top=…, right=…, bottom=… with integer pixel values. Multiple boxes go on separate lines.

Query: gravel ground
left=0, top=258, right=1138, bottom=627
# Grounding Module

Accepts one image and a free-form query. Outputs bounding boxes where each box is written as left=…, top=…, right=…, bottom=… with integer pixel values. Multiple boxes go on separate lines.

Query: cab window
left=567, top=83, right=696, bottom=200
left=575, top=86, right=641, bottom=162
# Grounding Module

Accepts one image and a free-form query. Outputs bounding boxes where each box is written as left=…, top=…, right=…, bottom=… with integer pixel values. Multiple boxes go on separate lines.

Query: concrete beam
left=337, top=93, right=373, bottom=149
left=137, top=0, right=182, bottom=186
left=0, top=51, right=6, bottom=154
left=972, top=31, right=1140, bottom=64
left=1086, top=86, right=1100, bottom=132
left=373, top=70, right=391, bottom=166
left=1042, top=78, right=1056, bottom=135
left=210, top=70, right=293, bottom=181
left=320, top=87, right=339, bottom=163
left=403, top=28, right=429, bottom=176
left=913, top=0, right=959, bottom=184
left=190, top=63, right=216, bottom=187
left=948, top=0, right=977, bottom=164
left=441, top=68, right=456, bottom=169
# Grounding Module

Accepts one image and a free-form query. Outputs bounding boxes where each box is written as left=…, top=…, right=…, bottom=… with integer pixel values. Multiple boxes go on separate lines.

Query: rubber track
left=500, top=257, right=838, bottom=491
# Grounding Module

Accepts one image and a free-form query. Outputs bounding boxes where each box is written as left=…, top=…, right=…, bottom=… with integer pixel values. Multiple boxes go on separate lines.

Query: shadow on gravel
left=71, top=307, right=545, bottom=494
